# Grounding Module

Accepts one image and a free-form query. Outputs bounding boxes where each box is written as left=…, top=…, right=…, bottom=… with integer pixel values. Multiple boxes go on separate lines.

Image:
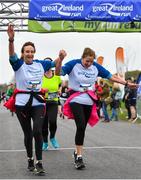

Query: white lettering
left=42, top=4, right=83, bottom=13
left=62, top=4, right=83, bottom=11
left=92, top=3, right=133, bottom=17
left=71, top=12, right=81, bottom=17
left=42, top=5, right=58, bottom=12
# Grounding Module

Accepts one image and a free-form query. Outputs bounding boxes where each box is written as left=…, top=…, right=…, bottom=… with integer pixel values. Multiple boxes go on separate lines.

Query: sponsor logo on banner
left=86, top=3, right=134, bottom=21
left=29, top=0, right=141, bottom=22
left=42, top=3, right=84, bottom=18
left=92, top=4, right=133, bottom=17
left=28, top=20, right=141, bottom=33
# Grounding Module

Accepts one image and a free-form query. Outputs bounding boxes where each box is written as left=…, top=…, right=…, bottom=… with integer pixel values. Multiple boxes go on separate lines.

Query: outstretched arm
left=109, top=74, right=138, bottom=88
left=7, top=24, right=15, bottom=56
left=54, top=50, right=67, bottom=75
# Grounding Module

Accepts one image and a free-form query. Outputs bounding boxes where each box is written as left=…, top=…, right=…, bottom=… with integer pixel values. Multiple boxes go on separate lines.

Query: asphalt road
left=0, top=105, right=141, bottom=179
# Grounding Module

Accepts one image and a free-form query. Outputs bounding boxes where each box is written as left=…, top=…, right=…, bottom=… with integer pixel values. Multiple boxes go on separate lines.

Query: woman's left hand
left=59, top=50, right=67, bottom=61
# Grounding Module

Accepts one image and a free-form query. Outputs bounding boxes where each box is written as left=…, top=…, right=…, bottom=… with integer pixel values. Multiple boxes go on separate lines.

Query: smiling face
left=21, top=42, right=36, bottom=64
left=22, top=45, right=35, bottom=64
left=81, top=47, right=96, bottom=68
left=82, top=56, right=94, bottom=68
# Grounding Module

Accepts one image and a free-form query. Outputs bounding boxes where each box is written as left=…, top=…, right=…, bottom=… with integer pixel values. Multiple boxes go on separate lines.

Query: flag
left=115, top=47, right=125, bottom=98
left=136, top=73, right=141, bottom=117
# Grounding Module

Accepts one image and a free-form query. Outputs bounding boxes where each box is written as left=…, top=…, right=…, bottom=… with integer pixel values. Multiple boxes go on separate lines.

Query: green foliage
left=125, top=70, right=141, bottom=81
left=108, top=101, right=141, bottom=124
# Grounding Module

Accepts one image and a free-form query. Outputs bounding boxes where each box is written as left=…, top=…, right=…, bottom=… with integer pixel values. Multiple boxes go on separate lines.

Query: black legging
left=16, top=105, right=45, bottom=160
left=42, top=102, right=58, bottom=142
left=70, top=102, right=92, bottom=145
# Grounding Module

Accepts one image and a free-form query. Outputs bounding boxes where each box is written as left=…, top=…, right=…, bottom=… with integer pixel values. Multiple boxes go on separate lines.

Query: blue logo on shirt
left=78, top=71, right=95, bottom=78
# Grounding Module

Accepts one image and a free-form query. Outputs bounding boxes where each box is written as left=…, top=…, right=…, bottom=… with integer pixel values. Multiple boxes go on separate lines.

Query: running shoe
left=34, top=161, right=45, bottom=175
left=42, top=142, right=49, bottom=151
left=50, top=138, right=60, bottom=148
left=75, top=157, right=86, bottom=170
left=73, top=151, right=77, bottom=164
left=27, top=158, right=35, bottom=171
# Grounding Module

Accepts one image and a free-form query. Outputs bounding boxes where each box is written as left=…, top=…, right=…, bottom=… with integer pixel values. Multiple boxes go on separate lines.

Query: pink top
left=63, top=90, right=99, bottom=127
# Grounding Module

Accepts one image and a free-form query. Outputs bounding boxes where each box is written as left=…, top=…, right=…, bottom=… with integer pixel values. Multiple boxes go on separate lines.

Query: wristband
left=9, top=38, right=14, bottom=42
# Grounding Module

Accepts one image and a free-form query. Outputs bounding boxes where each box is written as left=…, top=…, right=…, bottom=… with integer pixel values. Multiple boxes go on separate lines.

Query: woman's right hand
left=7, top=24, right=15, bottom=40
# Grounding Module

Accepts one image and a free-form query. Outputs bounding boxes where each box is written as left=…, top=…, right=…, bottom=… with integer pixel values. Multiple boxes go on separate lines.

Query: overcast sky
left=1, top=31, right=141, bottom=84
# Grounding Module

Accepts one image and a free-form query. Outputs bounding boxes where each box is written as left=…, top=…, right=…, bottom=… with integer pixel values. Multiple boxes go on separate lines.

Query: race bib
left=79, top=84, right=93, bottom=91
left=27, top=80, right=41, bottom=91
left=48, top=92, right=58, bottom=100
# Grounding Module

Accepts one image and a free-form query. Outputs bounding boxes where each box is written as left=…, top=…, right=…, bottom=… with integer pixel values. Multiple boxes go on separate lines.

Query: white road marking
left=0, top=146, right=141, bottom=152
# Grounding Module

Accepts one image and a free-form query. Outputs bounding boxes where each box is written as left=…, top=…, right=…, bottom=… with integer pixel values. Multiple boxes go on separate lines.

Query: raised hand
left=7, top=24, right=15, bottom=40
left=7, top=24, right=15, bottom=56
left=59, top=50, right=67, bottom=61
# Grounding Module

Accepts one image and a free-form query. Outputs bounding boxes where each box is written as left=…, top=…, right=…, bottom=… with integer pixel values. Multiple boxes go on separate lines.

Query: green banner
left=28, top=20, right=141, bottom=33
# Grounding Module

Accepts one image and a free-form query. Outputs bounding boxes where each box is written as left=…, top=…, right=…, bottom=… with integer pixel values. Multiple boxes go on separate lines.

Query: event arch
left=1, top=0, right=141, bottom=32
left=0, top=0, right=28, bottom=32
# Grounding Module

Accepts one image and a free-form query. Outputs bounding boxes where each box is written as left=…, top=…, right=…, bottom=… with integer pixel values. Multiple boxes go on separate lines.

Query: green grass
left=107, top=101, right=141, bottom=124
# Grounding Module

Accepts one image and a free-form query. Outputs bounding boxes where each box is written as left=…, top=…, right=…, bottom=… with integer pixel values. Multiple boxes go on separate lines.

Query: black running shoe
left=28, top=158, right=35, bottom=171
left=34, top=162, right=45, bottom=175
left=73, top=151, right=77, bottom=164
left=75, top=157, right=86, bottom=170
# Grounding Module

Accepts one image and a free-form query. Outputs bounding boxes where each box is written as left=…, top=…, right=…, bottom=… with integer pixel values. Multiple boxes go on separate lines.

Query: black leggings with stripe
left=70, top=102, right=92, bottom=145
left=42, top=102, right=58, bottom=142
